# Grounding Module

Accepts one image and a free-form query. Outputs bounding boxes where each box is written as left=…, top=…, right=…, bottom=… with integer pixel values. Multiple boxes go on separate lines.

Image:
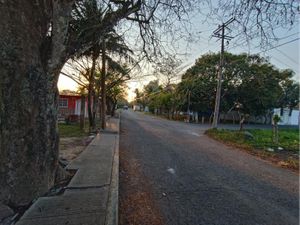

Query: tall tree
left=0, top=0, right=194, bottom=206
left=277, top=73, right=300, bottom=116
left=153, top=56, right=181, bottom=86
left=0, top=1, right=74, bottom=206
left=178, top=53, right=297, bottom=122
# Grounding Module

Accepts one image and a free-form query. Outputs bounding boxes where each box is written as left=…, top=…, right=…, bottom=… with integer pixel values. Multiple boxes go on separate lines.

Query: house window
left=59, top=98, right=68, bottom=108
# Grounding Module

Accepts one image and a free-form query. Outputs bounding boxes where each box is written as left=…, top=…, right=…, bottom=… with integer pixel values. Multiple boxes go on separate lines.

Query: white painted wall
left=75, top=99, right=81, bottom=115
left=75, top=99, right=89, bottom=118
left=273, top=108, right=299, bottom=125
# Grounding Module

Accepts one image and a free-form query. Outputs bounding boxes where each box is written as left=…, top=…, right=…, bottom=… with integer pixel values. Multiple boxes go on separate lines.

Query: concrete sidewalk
left=16, top=117, right=120, bottom=225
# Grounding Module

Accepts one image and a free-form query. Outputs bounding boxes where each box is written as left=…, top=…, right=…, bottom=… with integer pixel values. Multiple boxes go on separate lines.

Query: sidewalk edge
left=104, top=114, right=120, bottom=225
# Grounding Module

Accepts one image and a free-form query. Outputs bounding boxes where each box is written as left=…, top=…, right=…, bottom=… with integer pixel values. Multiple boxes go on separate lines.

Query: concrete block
left=16, top=188, right=108, bottom=225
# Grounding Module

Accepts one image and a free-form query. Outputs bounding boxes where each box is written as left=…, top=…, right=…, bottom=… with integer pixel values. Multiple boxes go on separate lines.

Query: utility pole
left=212, top=18, right=234, bottom=128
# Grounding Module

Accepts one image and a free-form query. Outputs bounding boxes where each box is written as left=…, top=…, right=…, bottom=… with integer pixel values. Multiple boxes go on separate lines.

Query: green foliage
left=176, top=75, right=216, bottom=113
left=178, top=52, right=298, bottom=117
left=137, top=52, right=298, bottom=121
left=273, top=115, right=281, bottom=123
left=139, top=80, right=162, bottom=112
left=277, top=77, right=300, bottom=112
left=135, top=79, right=179, bottom=115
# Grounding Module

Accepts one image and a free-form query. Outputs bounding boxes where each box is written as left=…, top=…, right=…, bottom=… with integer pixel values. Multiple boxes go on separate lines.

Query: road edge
left=105, top=113, right=120, bottom=225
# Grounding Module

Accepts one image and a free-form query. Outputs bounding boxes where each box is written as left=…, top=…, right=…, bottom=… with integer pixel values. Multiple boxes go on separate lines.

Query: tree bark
left=91, top=49, right=100, bottom=130
left=92, top=94, right=98, bottom=128
left=87, top=82, right=94, bottom=130
left=100, top=41, right=106, bottom=130
left=80, top=95, right=85, bottom=130
left=111, top=100, right=117, bottom=117
left=87, top=51, right=98, bottom=131
left=0, top=0, right=73, bottom=206
left=106, top=97, right=112, bottom=116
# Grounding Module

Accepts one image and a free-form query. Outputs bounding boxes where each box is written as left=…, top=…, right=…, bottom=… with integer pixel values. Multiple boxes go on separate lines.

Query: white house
left=273, top=108, right=299, bottom=125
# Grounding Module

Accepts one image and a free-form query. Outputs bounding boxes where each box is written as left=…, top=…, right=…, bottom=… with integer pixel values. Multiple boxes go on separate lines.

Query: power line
left=269, top=54, right=300, bottom=73
left=231, top=40, right=300, bottom=75
left=257, top=38, right=300, bottom=54
left=226, top=31, right=299, bottom=53
left=271, top=32, right=300, bottom=41
left=226, top=37, right=299, bottom=71
left=274, top=48, right=299, bottom=65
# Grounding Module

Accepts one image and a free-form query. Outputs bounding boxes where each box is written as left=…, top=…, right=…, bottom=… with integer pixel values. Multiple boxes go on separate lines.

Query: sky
left=58, top=3, right=299, bottom=102
left=124, top=24, right=299, bottom=101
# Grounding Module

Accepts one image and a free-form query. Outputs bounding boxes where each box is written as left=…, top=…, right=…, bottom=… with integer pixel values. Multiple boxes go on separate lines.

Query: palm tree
left=71, top=0, right=134, bottom=130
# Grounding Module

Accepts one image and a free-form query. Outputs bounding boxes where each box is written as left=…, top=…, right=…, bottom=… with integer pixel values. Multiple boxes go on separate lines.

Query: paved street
left=119, top=110, right=299, bottom=225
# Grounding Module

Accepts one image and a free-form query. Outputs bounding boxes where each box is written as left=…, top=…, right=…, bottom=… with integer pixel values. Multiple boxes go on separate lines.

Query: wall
left=273, top=108, right=299, bottom=125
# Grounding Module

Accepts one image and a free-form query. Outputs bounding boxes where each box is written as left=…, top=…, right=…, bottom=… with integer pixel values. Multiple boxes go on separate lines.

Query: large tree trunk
left=91, top=49, right=100, bottom=130
left=87, top=58, right=97, bottom=131
left=87, top=84, right=94, bottom=130
left=100, top=42, right=106, bottom=130
left=87, top=57, right=96, bottom=131
left=92, top=94, right=98, bottom=127
left=0, top=64, right=60, bottom=207
left=106, top=98, right=112, bottom=117
left=0, top=1, right=73, bottom=206
left=80, top=95, right=85, bottom=130
left=111, top=101, right=117, bottom=117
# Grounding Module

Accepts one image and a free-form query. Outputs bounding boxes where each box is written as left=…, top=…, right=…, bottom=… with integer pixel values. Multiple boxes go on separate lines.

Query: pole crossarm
left=212, top=34, right=234, bottom=40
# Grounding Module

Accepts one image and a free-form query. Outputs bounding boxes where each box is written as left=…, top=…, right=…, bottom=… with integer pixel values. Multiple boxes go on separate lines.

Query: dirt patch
left=59, top=136, right=93, bottom=163
left=119, top=147, right=165, bottom=225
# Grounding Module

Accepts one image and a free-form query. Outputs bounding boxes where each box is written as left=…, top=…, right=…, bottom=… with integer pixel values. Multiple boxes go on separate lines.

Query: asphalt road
left=120, top=110, right=299, bottom=225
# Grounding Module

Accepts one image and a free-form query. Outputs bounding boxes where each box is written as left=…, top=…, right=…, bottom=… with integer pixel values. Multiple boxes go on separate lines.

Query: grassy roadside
left=58, top=123, right=88, bottom=138
left=205, top=128, right=299, bottom=171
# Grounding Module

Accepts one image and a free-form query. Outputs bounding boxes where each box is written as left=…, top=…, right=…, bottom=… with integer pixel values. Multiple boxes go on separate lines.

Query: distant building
left=58, top=94, right=89, bottom=121
left=133, top=105, right=141, bottom=111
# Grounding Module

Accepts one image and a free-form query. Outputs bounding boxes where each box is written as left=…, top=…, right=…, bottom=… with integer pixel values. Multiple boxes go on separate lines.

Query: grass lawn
left=205, top=128, right=299, bottom=170
left=58, top=123, right=88, bottom=138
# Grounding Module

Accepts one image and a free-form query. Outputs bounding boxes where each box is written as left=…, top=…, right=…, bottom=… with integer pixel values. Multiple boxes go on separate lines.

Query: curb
left=105, top=114, right=120, bottom=225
